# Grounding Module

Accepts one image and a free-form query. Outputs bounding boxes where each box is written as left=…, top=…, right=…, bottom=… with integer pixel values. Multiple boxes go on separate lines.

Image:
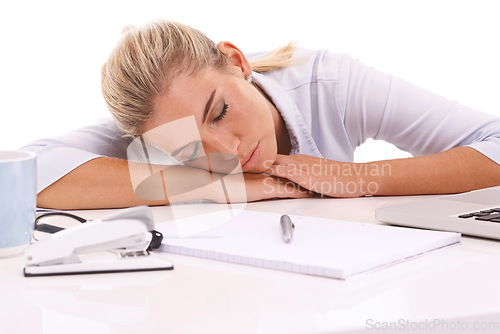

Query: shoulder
left=21, top=117, right=131, bottom=159
left=250, top=48, right=350, bottom=90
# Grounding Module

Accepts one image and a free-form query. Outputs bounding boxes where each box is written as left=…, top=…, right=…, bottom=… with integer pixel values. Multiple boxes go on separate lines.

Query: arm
left=267, top=147, right=500, bottom=197
left=371, top=146, right=500, bottom=196
left=341, top=56, right=500, bottom=166
left=38, top=156, right=311, bottom=210
left=37, top=157, right=163, bottom=209
left=28, top=119, right=310, bottom=210
left=267, top=53, right=500, bottom=196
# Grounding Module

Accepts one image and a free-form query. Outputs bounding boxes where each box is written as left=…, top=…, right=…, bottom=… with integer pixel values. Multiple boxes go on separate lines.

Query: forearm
left=37, top=157, right=242, bottom=210
left=267, top=148, right=500, bottom=198
left=37, top=156, right=308, bottom=210
left=369, top=146, right=500, bottom=196
left=37, top=157, right=169, bottom=210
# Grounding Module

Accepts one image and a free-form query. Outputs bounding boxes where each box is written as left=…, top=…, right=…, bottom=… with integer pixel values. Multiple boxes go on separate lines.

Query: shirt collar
left=252, top=72, right=323, bottom=158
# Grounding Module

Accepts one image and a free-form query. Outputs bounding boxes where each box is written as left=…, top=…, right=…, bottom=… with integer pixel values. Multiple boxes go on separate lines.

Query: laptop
left=375, top=186, right=500, bottom=240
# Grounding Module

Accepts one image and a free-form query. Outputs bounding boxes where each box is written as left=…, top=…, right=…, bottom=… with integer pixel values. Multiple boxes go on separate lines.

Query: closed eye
left=212, top=102, right=228, bottom=123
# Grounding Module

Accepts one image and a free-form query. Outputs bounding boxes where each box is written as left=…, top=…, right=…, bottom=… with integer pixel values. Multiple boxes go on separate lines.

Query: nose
left=204, top=131, right=240, bottom=157
left=203, top=132, right=241, bottom=173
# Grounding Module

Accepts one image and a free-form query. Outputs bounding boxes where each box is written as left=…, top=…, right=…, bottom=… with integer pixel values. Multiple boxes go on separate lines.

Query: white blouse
left=22, top=48, right=500, bottom=193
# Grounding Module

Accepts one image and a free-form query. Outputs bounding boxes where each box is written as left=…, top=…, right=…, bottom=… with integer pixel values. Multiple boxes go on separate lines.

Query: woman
left=24, top=20, right=500, bottom=209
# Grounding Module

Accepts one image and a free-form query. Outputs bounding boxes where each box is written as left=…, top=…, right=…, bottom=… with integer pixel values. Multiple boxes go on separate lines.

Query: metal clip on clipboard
left=24, top=206, right=173, bottom=277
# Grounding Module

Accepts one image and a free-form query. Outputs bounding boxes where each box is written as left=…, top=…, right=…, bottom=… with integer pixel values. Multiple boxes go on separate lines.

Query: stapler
left=24, top=206, right=173, bottom=277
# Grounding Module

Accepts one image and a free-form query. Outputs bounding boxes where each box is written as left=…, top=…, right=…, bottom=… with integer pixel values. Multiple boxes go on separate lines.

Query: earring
left=245, top=75, right=253, bottom=84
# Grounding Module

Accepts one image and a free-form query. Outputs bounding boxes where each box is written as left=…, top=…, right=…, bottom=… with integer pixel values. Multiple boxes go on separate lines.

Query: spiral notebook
left=155, top=209, right=460, bottom=279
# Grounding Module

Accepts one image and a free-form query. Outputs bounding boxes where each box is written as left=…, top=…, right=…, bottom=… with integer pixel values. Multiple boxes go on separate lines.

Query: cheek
left=238, top=100, right=274, bottom=133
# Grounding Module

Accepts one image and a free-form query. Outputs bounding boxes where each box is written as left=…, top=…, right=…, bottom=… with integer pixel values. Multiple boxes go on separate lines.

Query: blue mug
left=0, top=150, right=37, bottom=257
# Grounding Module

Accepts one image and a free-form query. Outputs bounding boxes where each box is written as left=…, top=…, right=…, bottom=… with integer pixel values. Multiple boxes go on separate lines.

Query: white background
left=1, top=0, right=499, bottom=162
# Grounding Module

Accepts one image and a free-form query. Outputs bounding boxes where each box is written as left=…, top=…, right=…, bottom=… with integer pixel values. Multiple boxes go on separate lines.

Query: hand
left=213, top=171, right=313, bottom=203
left=151, top=165, right=312, bottom=204
left=266, top=154, right=377, bottom=198
left=241, top=172, right=314, bottom=202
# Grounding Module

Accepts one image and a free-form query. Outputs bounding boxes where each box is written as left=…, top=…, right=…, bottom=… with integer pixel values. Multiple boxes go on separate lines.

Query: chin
left=245, top=139, right=277, bottom=173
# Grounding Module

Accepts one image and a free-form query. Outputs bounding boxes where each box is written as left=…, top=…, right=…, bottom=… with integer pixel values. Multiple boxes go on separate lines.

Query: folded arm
left=37, top=157, right=311, bottom=210
left=267, top=147, right=500, bottom=198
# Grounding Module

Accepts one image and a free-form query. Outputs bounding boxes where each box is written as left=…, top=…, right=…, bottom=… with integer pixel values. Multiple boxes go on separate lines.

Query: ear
left=217, top=41, right=252, bottom=77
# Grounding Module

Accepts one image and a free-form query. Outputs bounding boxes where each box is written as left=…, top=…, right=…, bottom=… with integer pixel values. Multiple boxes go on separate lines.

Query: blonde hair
left=101, top=20, right=297, bottom=137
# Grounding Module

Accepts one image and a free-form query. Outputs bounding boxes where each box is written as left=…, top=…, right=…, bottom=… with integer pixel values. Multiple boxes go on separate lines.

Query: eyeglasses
left=33, top=210, right=163, bottom=250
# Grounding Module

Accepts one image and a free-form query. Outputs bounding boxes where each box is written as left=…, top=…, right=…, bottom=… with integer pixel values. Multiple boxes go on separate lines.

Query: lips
left=241, top=143, right=261, bottom=171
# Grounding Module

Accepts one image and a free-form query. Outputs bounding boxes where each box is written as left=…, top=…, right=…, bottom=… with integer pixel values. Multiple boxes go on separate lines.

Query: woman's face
left=143, top=66, right=280, bottom=173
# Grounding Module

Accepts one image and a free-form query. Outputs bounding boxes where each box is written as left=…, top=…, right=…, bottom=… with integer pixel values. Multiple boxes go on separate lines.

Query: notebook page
left=156, top=210, right=461, bottom=279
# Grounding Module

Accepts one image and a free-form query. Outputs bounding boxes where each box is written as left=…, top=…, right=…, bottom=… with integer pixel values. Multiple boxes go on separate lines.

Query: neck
left=276, top=117, right=292, bottom=154
left=253, top=82, right=292, bottom=155
left=268, top=98, right=291, bottom=155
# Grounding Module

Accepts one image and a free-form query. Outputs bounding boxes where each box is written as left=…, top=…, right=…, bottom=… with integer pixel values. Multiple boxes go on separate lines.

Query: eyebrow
left=202, top=89, right=217, bottom=123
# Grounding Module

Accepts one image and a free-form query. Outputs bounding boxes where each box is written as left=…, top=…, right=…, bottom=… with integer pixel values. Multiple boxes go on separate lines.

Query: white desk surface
left=2, top=196, right=500, bottom=334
